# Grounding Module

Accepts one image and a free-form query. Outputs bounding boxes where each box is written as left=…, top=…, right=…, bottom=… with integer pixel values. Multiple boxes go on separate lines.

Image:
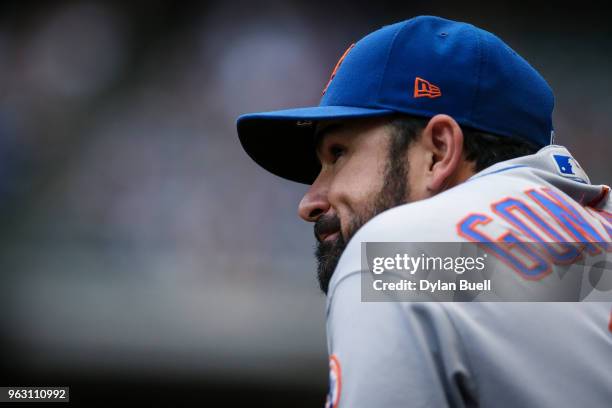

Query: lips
left=319, top=230, right=340, bottom=242
left=314, top=214, right=342, bottom=243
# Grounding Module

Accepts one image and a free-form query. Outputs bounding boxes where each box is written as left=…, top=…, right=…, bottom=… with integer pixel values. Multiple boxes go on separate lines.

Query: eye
left=329, top=144, right=345, bottom=162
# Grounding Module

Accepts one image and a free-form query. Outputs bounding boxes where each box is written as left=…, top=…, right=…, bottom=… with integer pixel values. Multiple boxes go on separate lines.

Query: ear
left=421, top=114, right=464, bottom=193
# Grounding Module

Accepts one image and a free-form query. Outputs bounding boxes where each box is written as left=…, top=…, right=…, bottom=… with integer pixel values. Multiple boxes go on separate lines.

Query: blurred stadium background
left=0, top=0, right=609, bottom=405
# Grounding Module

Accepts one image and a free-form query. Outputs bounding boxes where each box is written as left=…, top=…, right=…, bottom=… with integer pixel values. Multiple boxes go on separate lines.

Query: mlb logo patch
left=552, top=154, right=575, bottom=176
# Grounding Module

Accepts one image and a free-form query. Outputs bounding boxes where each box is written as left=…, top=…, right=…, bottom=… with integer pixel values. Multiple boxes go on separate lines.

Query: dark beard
left=315, top=141, right=410, bottom=295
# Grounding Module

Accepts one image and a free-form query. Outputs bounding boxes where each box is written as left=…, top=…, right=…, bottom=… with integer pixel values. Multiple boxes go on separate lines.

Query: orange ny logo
left=322, top=43, right=355, bottom=96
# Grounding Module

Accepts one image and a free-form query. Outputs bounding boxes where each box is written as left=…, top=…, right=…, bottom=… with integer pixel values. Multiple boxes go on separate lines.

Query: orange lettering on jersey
left=457, top=186, right=611, bottom=280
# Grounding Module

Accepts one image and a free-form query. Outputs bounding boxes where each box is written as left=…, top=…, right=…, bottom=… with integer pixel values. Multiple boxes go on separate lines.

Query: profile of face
left=298, top=114, right=473, bottom=294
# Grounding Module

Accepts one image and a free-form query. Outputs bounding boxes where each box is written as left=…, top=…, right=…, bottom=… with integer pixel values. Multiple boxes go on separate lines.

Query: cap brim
left=237, top=105, right=394, bottom=184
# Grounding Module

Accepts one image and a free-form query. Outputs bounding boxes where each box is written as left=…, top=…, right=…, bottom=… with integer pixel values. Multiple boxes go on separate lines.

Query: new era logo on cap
left=414, top=77, right=441, bottom=98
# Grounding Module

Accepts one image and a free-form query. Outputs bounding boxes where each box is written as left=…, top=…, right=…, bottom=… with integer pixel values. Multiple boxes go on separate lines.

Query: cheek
left=327, top=155, right=386, bottom=227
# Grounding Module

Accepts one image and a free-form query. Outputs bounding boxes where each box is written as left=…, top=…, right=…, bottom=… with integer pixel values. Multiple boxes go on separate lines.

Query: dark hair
left=387, top=115, right=540, bottom=172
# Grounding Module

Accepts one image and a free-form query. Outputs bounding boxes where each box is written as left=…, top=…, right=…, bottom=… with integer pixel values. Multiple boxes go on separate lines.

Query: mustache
left=314, top=214, right=341, bottom=243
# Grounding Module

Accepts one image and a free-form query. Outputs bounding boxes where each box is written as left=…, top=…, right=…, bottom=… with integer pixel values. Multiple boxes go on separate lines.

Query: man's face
left=298, top=117, right=411, bottom=294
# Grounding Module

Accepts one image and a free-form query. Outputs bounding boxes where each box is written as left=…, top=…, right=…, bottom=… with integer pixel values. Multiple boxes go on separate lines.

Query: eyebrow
left=314, top=123, right=344, bottom=158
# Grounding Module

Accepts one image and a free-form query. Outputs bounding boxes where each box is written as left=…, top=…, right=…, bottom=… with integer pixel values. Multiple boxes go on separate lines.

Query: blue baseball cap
left=237, top=15, right=555, bottom=184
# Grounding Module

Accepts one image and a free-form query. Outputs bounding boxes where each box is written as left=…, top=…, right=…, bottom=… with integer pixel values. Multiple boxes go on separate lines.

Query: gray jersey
left=324, top=145, right=612, bottom=408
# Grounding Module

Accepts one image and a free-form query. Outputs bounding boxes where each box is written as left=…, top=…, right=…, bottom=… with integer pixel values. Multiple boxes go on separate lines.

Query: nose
left=298, top=180, right=330, bottom=222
